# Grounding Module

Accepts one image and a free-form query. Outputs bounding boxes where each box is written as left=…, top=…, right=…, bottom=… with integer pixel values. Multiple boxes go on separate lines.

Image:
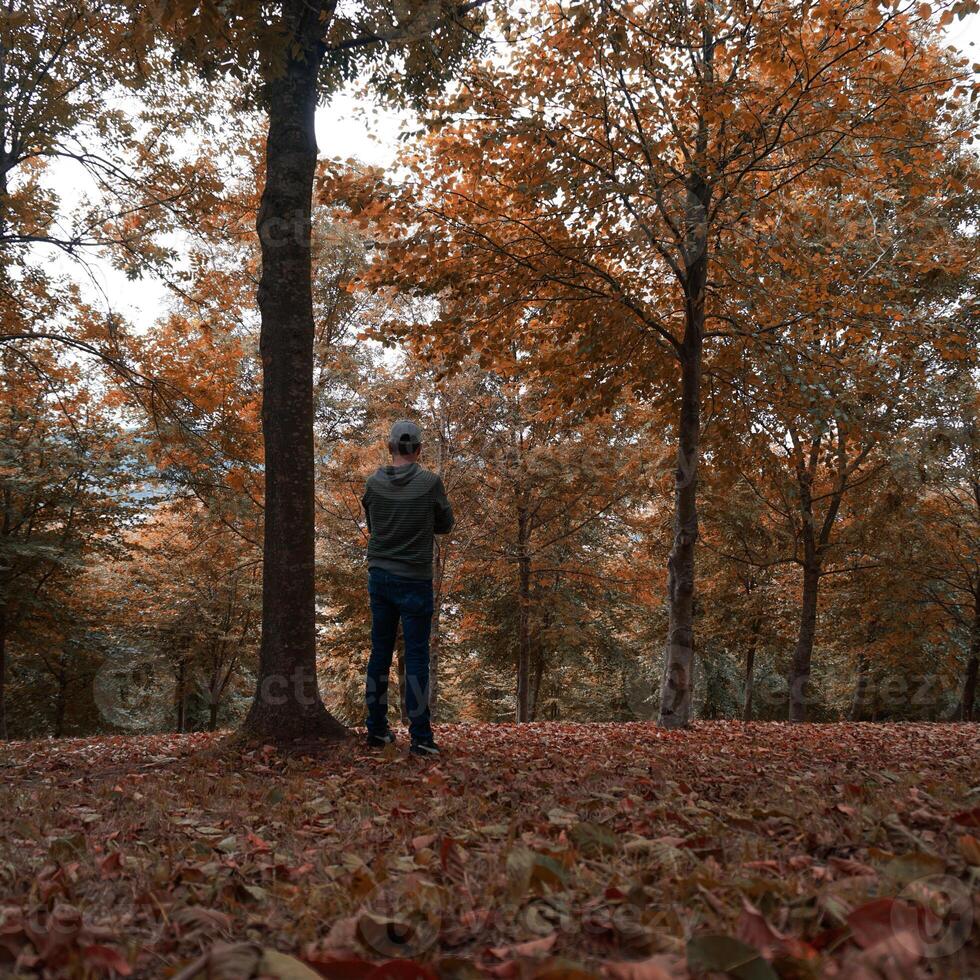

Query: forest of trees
left=1, top=0, right=978, bottom=741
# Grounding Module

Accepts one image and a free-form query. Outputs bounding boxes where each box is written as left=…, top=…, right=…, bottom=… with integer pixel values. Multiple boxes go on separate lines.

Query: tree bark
left=0, top=606, right=7, bottom=740
left=529, top=647, right=545, bottom=721
left=658, top=321, right=703, bottom=727
left=743, top=626, right=759, bottom=722
left=850, top=655, right=872, bottom=721
left=54, top=656, right=67, bottom=738
left=789, top=564, right=821, bottom=722
left=243, top=0, right=346, bottom=742
left=176, top=656, right=187, bottom=734
left=962, top=596, right=979, bottom=722
left=516, top=507, right=531, bottom=723
left=658, top=20, right=713, bottom=730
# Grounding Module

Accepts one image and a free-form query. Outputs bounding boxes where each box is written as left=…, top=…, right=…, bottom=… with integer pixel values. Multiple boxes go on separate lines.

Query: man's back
left=361, top=462, right=454, bottom=580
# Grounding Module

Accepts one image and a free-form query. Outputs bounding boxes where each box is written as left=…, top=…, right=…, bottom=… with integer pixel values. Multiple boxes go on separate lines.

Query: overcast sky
left=45, top=14, right=980, bottom=332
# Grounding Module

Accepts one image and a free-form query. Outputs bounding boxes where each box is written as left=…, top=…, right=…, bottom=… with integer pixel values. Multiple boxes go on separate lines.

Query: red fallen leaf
left=246, top=831, right=272, bottom=852
left=952, top=807, right=980, bottom=828
left=736, top=901, right=782, bottom=957
left=604, top=886, right=626, bottom=901
left=828, top=855, right=876, bottom=877
left=736, top=902, right=818, bottom=964
left=741, top=860, right=780, bottom=872
left=847, top=928, right=924, bottom=977
left=489, top=933, right=557, bottom=960
left=486, top=962, right=520, bottom=979
left=412, top=834, right=437, bottom=851
left=81, top=945, right=132, bottom=976
left=601, top=955, right=675, bottom=980
left=440, top=836, right=467, bottom=870
left=847, top=898, right=921, bottom=949
left=810, top=925, right=847, bottom=951
left=834, top=803, right=856, bottom=817
left=368, top=960, right=438, bottom=980
left=0, top=913, right=28, bottom=961
left=301, top=945, right=378, bottom=980
left=303, top=951, right=384, bottom=980
left=99, top=852, right=123, bottom=878
left=779, top=936, right=819, bottom=962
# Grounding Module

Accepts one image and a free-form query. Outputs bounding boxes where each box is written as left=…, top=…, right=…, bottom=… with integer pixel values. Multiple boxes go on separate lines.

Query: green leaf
left=882, top=851, right=945, bottom=884
left=686, top=935, right=777, bottom=980
left=259, top=949, right=324, bottom=979
left=569, top=821, right=619, bottom=855
left=506, top=848, right=568, bottom=900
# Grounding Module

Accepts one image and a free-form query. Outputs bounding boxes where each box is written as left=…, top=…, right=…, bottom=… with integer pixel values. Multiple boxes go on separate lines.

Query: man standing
left=361, top=419, right=454, bottom=755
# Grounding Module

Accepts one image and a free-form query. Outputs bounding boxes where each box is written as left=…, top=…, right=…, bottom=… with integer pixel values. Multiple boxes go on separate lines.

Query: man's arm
left=433, top=477, right=454, bottom=534
left=361, top=487, right=371, bottom=533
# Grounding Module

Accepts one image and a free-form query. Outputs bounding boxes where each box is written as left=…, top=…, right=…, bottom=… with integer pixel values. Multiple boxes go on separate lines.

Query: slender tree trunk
left=850, top=655, right=872, bottom=721
left=516, top=508, right=531, bottom=723
left=529, top=647, right=545, bottom=722
left=209, top=699, right=219, bottom=732
left=743, top=629, right=758, bottom=722
left=0, top=606, right=7, bottom=740
left=176, top=657, right=187, bottom=734
left=658, top=319, right=704, bottom=728
left=54, top=657, right=67, bottom=738
left=789, top=564, right=821, bottom=722
left=962, top=596, right=979, bottom=722
left=658, top=23, right=713, bottom=730
left=243, top=0, right=346, bottom=742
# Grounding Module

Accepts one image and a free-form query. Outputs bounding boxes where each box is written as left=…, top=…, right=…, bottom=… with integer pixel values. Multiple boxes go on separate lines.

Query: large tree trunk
left=789, top=564, right=821, bottom=722
left=0, top=606, right=7, bottom=740
left=243, top=0, right=346, bottom=742
left=962, top=596, right=979, bottom=722
left=516, top=508, right=531, bottom=722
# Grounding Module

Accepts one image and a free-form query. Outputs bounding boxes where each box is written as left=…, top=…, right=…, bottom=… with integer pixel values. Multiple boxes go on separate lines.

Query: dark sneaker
left=366, top=730, right=396, bottom=748
left=410, top=738, right=440, bottom=757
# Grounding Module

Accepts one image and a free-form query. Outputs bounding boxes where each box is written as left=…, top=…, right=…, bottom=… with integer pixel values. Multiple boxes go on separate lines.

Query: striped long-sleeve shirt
left=361, top=462, right=454, bottom=580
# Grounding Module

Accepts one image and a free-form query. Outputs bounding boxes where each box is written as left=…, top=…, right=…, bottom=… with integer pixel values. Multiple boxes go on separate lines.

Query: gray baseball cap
left=388, top=418, right=422, bottom=453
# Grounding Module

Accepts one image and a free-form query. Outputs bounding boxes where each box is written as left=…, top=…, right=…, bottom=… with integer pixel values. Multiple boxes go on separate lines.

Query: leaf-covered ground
left=1, top=723, right=979, bottom=979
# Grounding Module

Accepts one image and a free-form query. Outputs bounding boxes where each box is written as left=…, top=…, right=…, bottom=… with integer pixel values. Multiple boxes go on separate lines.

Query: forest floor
left=1, top=723, right=979, bottom=980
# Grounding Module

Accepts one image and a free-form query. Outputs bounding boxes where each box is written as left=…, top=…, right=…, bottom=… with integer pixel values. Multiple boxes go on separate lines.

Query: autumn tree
left=98, top=503, right=260, bottom=733
left=0, top=0, right=228, bottom=388
left=905, top=361, right=980, bottom=720
left=0, top=344, right=137, bottom=738
left=134, top=0, right=494, bottom=741
left=355, top=0, right=976, bottom=727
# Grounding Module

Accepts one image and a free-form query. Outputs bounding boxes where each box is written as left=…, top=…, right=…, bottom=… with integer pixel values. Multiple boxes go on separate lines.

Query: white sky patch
left=35, top=14, right=980, bottom=332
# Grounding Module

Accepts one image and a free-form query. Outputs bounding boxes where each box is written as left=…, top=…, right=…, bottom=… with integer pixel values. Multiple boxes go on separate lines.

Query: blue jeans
left=365, top=567, right=434, bottom=741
